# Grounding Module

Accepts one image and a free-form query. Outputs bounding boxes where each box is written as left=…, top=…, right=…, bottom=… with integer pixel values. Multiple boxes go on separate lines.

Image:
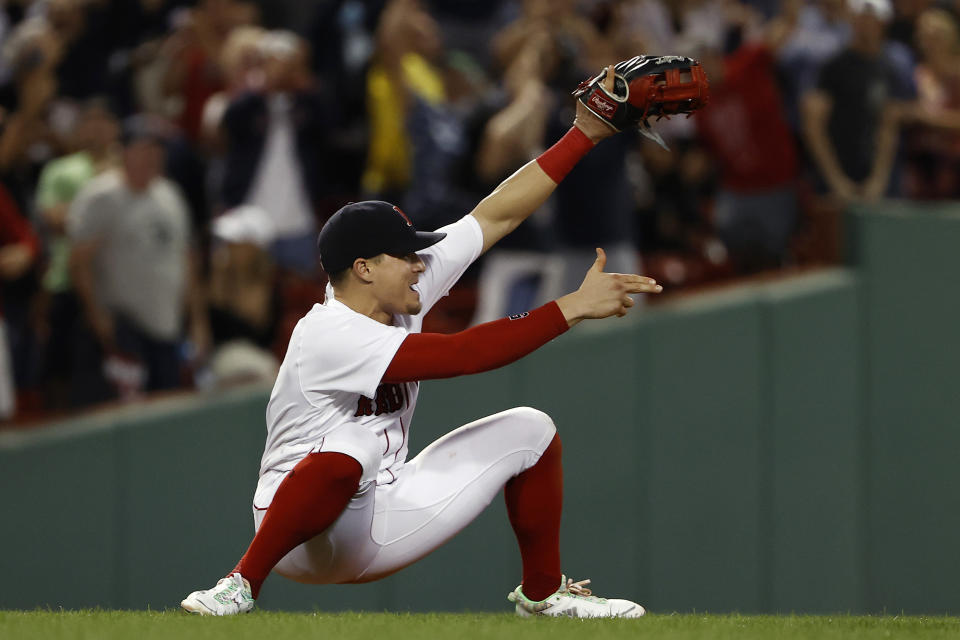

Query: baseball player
left=182, top=56, right=709, bottom=618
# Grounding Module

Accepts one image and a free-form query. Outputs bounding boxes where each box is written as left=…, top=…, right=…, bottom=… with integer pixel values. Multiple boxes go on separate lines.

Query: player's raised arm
left=469, top=55, right=710, bottom=254
left=382, top=247, right=661, bottom=383
left=468, top=67, right=616, bottom=254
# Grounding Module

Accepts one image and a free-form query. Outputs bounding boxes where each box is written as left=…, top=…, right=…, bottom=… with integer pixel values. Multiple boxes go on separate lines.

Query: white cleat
left=508, top=575, right=646, bottom=618
left=181, top=572, right=255, bottom=616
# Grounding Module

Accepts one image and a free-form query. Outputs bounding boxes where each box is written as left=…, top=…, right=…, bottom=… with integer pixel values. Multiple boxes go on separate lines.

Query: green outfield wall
left=1, top=203, right=958, bottom=614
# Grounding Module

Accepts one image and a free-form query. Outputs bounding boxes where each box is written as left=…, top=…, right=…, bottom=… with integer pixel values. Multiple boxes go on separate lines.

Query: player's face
left=370, top=252, right=426, bottom=316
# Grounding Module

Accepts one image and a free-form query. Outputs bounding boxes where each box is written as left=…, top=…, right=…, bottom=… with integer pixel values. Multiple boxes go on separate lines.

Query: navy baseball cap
left=317, top=201, right=446, bottom=275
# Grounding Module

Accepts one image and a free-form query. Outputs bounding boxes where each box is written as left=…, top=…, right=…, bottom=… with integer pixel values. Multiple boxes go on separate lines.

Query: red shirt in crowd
left=696, top=44, right=798, bottom=192
left=0, top=184, right=40, bottom=316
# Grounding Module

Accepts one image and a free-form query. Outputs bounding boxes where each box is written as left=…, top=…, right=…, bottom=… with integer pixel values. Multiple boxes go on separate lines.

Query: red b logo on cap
left=393, top=206, right=412, bottom=226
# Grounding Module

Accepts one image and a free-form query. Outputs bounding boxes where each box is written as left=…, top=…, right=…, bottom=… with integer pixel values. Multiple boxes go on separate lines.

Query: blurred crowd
left=2, top=0, right=959, bottom=424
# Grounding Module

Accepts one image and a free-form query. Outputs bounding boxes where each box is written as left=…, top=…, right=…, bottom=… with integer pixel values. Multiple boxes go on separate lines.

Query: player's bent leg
left=265, top=424, right=384, bottom=585
left=268, top=477, right=379, bottom=585
left=351, top=406, right=558, bottom=581
left=504, top=433, right=562, bottom=600
left=233, top=451, right=363, bottom=595
left=182, top=444, right=370, bottom=614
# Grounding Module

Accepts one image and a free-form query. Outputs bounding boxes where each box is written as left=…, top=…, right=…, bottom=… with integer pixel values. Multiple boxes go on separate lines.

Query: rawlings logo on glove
left=574, top=55, right=710, bottom=148
left=587, top=92, right=618, bottom=118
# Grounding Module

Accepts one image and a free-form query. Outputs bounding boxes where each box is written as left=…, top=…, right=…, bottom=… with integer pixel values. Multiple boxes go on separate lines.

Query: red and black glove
left=574, top=55, right=710, bottom=133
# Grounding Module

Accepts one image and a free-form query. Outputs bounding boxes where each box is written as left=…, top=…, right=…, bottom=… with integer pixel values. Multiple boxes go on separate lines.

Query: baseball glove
left=574, top=55, right=710, bottom=146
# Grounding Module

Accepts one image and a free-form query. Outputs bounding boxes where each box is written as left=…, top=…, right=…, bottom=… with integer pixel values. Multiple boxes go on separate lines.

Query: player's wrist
left=555, top=293, right=586, bottom=328
left=573, top=102, right=616, bottom=144
left=573, top=118, right=615, bottom=144
left=535, top=127, right=595, bottom=184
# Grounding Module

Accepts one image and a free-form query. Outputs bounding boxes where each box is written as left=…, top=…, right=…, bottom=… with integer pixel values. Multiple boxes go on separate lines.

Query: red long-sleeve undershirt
left=382, top=301, right=570, bottom=383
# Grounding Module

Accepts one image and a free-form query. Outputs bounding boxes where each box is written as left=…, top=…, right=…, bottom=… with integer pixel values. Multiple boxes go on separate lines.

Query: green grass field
left=2, top=611, right=959, bottom=640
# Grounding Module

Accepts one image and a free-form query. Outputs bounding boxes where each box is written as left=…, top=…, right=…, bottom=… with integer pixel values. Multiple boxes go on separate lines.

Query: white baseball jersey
left=253, top=214, right=484, bottom=511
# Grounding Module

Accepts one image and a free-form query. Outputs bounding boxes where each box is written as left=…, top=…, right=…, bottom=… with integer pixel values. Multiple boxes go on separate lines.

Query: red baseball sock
left=505, top=435, right=563, bottom=601
left=232, top=451, right=362, bottom=598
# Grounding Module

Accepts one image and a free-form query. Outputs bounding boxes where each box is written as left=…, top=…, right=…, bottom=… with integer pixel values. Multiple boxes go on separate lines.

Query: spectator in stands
left=491, top=0, right=637, bottom=302
left=5, top=0, right=953, bottom=426
left=397, top=24, right=488, bottom=233
left=47, top=0, right=112, bottom=102
left=491, top=0, right=614, bottom=71
left=303, top=0, right=372, bottom=202
left=0, top=15, right=63, bottom=208
left=900, top=7, right=960, bottom=198
left=206, top=204, right=280, bottom=387
left=632, top=137, right=728, bottom=289
left=160, top=0, right=259, bottom=142
left=219, top=30, right=336, bottom=275
left=801, top=0, right=914, bottom=203
left=470, top=32, right=564, bottom=322
left=34, top=98, right=119, bottom=409
left=362, top=0, right=446, bottom=202
left=427, top=0, right=512, bottom=70
left=68, top=114, right=208, bottom=406
left=616, top=0, right=729, bottom=56
left=199, top=25, right=266, bottom=148
left=693, top=2, right=803, bottom=273
left=537, top=5, right=639, bottom=297
left=888, top=0, right=936, bottom=50
left=0, top=182, right=40, bottom=421
left=475, top=0, right=626, bottom=317
left=777, top=0, right=851, bottom=129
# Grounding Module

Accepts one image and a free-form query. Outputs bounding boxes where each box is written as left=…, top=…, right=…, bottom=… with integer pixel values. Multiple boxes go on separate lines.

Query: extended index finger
left=612, top=273, right=658, bottom=286
left=612, top=273, right=663, bottom=293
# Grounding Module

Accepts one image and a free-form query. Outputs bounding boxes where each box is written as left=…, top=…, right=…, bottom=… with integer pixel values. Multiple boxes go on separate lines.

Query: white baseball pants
left=255, top=407, right=557, bottom=585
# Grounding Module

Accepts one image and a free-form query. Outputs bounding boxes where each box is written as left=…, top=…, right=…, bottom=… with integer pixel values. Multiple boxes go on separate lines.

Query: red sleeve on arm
left=382, top=301, right=570, bottom=383
left=535, top=127, right=595, bottom=183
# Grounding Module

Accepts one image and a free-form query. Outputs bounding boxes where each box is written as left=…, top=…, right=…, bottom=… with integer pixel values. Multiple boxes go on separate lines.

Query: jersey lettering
left=355, top=396, right=374, bottom=417
left=356, top=383, right=406, bottom=417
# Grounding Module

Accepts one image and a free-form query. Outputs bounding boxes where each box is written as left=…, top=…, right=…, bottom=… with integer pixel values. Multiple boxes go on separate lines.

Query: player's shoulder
left=294, top=301, right=408, bottom=370
left=300, top=301, right=341, bottom=327
left=291, top=303, right=345, bottom=356
left=435, top=212, right=483, bottom=237
left=301, top=300, right=405, bottom=336
left=421, top=213, right=483, bottom=258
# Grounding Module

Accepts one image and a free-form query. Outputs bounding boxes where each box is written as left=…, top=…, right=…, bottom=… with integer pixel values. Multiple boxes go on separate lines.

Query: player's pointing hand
left=555, top=247, right=662, bottom=326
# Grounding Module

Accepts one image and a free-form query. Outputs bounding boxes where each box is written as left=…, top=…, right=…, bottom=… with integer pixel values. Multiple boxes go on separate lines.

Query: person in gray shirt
left=67, top=115, right=208, bottom=405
